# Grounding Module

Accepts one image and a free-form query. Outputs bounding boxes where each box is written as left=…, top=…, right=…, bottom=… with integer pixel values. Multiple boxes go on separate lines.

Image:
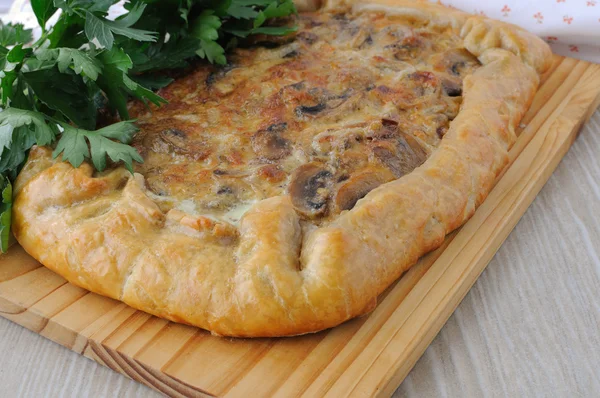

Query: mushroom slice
left=372, top=133, right=428, bottom=178
left=405, top=71, right=439, bottom=97
left=386, top=34, right=427, bottom=61
left=436, top=48, right=480, bottom=77
left=441, top=77, right=462, bottom=97
left=296, top=103, right=326, bottom=117
left=334, top=170, right=395, bottom=212
left=295, top=88, right=356, bottom=119
left=297, top=32, right=319, bottom=45
left=160, top=128, right=189, bottom=149
left=251, top=123, right=292, bottom=161
left=367, top=118, right=401, bottom=140
left=399, top=132, right=428, bottom=161
left=158, top=128, right=211, bottom=161
left=288, top=162, right=333, bottom=218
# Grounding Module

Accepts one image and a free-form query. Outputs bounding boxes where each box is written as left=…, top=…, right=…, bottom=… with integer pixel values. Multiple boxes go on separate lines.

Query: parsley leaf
left=84, top=4, right=157, bottom=50
left=22, top=67, right=98, bottom=129
left=0, top=108, right=55, bottom=147
left=7, top=44, right=32, bottom=63
left=252, top=25, right=297, bottom=35
left=96, top=47, right=167, bottom=119
left=127, top=36, right=200, bottom=73
left=192, top=11, right=226, bottom=65
left=254, top=0, right=296, bottom=28
left=0, top=70, right=17, bottom=105
left=197, top=39, right=226, bottom=65
left=31, top=0, right=58, bottom=31
left=193, top=11, right=222, bottom=42
left=84, top=11, right=115, bottom=49
left=226, top=4, right=259, bottom=20
left=54, top=0, right=116, bottom=16
left=0, top=126, right=36, bottom=179
left=0, top=22, right=33, bottom=47
left=0, top=45, right=8, bottom=66
left=179, top=0, right=193, bottom=23
left=53, top=120, right=142, bottom=172
left=36, top=48, right=102, bottom=80
left=224, top=0, right=297, bottom=38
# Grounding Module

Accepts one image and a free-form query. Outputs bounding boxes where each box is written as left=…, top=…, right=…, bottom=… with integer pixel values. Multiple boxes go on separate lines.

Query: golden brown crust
left=334, top=0, right=552, bottom=74
left=12, top=1, right=551, bottom=337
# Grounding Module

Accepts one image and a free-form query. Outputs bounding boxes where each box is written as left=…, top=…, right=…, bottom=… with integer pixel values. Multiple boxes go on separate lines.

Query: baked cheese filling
left=130, top=10, right=481, bottom=224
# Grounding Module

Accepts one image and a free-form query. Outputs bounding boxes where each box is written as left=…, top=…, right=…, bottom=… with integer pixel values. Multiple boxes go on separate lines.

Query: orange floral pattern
left=433, top=0, right=600, bottom=63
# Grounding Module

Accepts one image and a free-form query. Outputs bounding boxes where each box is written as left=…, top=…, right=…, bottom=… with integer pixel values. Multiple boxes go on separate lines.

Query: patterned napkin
left=3, top=0, right=600, bottom=62
left=439, top=0, right=600, bottom=63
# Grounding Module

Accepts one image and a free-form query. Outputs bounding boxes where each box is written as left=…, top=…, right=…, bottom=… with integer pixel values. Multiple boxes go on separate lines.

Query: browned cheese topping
left=129, top=10, right=481, bottom=224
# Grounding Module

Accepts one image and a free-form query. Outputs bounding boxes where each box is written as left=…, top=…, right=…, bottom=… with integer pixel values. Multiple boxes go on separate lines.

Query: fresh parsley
left=0, top=0, right=297, bottom=252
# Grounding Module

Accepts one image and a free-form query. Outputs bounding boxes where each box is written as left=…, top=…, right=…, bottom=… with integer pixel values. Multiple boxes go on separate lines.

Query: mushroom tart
left=12, top=0, right=552, bottom=337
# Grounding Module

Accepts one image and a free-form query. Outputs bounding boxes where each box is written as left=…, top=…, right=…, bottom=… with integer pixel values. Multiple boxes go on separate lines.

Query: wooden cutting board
left=1, top=55, right=600, bottom=398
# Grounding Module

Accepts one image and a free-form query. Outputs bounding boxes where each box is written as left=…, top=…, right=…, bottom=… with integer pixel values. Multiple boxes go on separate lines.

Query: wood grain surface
left=1, top=55, right=600, bottom=397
